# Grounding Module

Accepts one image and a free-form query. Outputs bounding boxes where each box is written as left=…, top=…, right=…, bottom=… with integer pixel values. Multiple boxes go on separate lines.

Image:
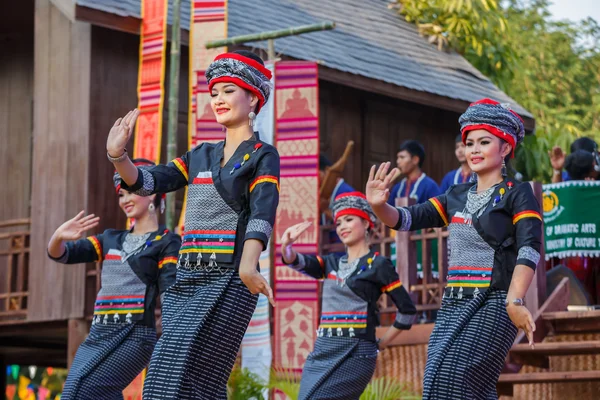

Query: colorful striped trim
left=172, top=157, right=189, bottom=181
left=158, top=256, right=178, bottom=269
left=249, top=175, right=280, bottom=193
left=448, top=266, right=493, bottom=275
left=94, top=309, right=145, bottom=315
left=319, top=323, right=367, bottom=329
left=382, top=280, right=402, bottom=293
left=316, top=256, right=324, bottom=268
left=86, top=236, right=103, bottom=261
left=448, top=276, right=491, bottom=282
left=429, top=198, right=448, bottom=226
left=105, top=253, right=122, bottom=261
left=94, top=294, right=145, bottom=314
left=513, top=210, right=542, bottom=224
left=446, top=282, right=491, bottom=288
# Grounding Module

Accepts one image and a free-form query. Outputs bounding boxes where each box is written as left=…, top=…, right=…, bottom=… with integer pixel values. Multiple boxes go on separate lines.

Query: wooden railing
left=0, top=219, right=31, bottom=324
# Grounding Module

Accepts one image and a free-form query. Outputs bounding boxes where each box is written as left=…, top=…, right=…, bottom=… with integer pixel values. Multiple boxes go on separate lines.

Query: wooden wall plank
left=0, top=13, right=34, bottom=224
left=29, top=0, right=91, bottom=322
left=319, top=81, right=461, bottom=192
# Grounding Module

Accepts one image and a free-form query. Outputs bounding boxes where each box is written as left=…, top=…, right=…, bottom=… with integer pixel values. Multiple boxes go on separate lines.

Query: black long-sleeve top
left=121, top=138, right=280, bottom=269
left=287, top=251, right=417, bottom=342
left=390, top=179, right=542, bottom=297
left=49, top=227, right=180, bottom=327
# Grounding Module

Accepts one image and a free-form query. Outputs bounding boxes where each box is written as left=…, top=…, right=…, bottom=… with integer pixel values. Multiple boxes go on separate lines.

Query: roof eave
left=318, top=66, right=535, bottom=132
left=74, top=5, right=535, bottom=133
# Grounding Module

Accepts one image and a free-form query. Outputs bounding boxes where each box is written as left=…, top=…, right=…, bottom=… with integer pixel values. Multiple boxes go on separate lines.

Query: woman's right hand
left=280, top=221, right=312, bottom=263
left=366, top=162, right=397, bottom=208
left=55, top=211, right=100, bottom=241
left=281, top=221, right=312, bottom=247
left=107, top=109, right=139, bottom=158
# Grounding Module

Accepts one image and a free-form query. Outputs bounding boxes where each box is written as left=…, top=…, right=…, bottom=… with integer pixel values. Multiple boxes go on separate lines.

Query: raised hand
left=548, top=146, right=565, bottom=171
left=280, top=221, right=312, bottom=265
left=281, top=221, right=312, bottom=248
left=366, top=162, right=398, bottom=208
left=107, top=109, right=140, bottom=158
left=56, top=211, right=100, bottom=241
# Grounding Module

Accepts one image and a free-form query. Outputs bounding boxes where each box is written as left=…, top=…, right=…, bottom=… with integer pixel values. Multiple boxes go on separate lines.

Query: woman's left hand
left=239, top=267, right=275, bottom=307
left=506, top=304, right=536, bottom=348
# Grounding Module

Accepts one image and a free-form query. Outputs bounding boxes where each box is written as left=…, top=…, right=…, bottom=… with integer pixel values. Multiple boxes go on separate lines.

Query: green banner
left=542, top=180, right=600, bottom=260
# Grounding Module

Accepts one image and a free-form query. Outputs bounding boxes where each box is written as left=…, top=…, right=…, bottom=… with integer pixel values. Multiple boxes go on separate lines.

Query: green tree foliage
left=393, top=0, right=600, bottom=182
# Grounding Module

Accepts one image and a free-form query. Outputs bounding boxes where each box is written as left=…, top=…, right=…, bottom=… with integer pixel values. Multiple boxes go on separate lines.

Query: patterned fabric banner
left=240, top=62, right=275, bottom=400
left=178, top=0, right=228, bottom=233
left=133, top=0, right=169, bottom=163
left=273, top=61, right=320, bottom=373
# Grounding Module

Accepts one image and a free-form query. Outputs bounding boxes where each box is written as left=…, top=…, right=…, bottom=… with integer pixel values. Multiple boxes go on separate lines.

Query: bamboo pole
left=205, top=21, right=336, bottom=49
left=166, top=0, right=181, bottom=230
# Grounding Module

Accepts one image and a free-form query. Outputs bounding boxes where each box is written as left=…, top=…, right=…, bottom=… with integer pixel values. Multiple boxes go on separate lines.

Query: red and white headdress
left=332, top=192, right=377, bottom=228
left=205, top=52, right=273, bottom=113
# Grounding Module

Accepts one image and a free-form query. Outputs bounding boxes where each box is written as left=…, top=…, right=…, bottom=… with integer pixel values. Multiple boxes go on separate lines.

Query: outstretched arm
left=48, top=211, right=102, bottom=264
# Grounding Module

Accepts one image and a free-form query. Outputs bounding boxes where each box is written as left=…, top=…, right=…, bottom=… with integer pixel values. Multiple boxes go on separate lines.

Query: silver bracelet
left=107, top=149, right=128, bottom=163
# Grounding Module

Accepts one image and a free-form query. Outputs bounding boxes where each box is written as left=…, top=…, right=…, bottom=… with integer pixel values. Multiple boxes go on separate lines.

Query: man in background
left=388, top=140, right=441, bottom=205
left=440, top=134, right=471, bottom=192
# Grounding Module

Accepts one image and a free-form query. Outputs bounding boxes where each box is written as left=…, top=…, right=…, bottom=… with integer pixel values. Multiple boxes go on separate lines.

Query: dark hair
left=398, top=140, right=426, bottom=168
left=455, top=133, right=463, bottom=143
left=570, top=137, right=597, bottom=154
left=232, top=50, right=265, bottom=66
left=565, top=150, right=595, bottom=180
left=319, top=153, right=332, bottom=171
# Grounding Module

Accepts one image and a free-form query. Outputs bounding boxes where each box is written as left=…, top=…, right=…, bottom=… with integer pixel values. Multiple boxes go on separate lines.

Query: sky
left=547, top=0, right=600, bottom=23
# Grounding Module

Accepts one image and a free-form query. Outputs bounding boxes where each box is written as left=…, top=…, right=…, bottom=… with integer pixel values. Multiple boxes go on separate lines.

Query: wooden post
left=165, top=0, right=182, bottom=231
left=395, top=197, right=418, bottom=303
left=67, top=318, right=88, bottom=368
left=524, top=181, right=546, bottom=316
left=29, top=0, right=91, bottom=322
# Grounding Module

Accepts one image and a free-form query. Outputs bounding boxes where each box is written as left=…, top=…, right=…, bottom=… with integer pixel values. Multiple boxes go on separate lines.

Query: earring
left=221, top=125, right=225, bottom=132
left=501, top=160, right=507, bottom=177
left=148, top=203, right=156, bottom=213
left=469, top=172, right=478, bottom=183
left=160, top=198, right=166, bottom=214
left=365, top=230, right=370, bottom=242
left=248, top=111, right=256, bottom=127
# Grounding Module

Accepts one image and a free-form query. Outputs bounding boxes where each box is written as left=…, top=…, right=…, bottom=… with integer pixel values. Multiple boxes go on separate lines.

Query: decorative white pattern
left=134, top=168, right=155, bottom=196
left=517, top=246, right=540, bottom=265
left=398, top=207, right=412, bottom=231
left=246, top=219, right=273, bottom=239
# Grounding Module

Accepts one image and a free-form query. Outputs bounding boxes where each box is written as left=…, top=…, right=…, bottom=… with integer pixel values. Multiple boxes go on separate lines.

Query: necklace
left=337, top=257, right=361, bottom=287
left=461, top=184, right=498, bottom=224
left=121, top=232, right=152, bottom=262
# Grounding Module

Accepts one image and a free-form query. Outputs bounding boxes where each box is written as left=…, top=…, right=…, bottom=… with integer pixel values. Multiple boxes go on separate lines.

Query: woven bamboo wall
left=500, top=333, right=600, bottom=400
left=374, top=344, right=428, bottom=395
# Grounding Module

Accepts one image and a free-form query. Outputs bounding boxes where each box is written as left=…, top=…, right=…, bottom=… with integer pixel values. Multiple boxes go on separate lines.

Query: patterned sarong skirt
left=61, top=323, right=156, bottom=400
left=422, top=290, right=518, bottom=400
left=298, top=336, right=378, bottom=400
left=142, top=268, right=258, bottom=399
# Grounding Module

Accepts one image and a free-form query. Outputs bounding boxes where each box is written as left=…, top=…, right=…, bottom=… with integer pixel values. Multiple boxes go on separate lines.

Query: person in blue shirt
left=550, top=137, right=599, bottom=183
left=388, top=140, right=441, bottom=206
left=440, top=134, right=471, bottom=193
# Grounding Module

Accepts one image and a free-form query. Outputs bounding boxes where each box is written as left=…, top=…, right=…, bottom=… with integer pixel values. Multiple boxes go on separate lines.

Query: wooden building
left=11, top=0, right=588, bottom=397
